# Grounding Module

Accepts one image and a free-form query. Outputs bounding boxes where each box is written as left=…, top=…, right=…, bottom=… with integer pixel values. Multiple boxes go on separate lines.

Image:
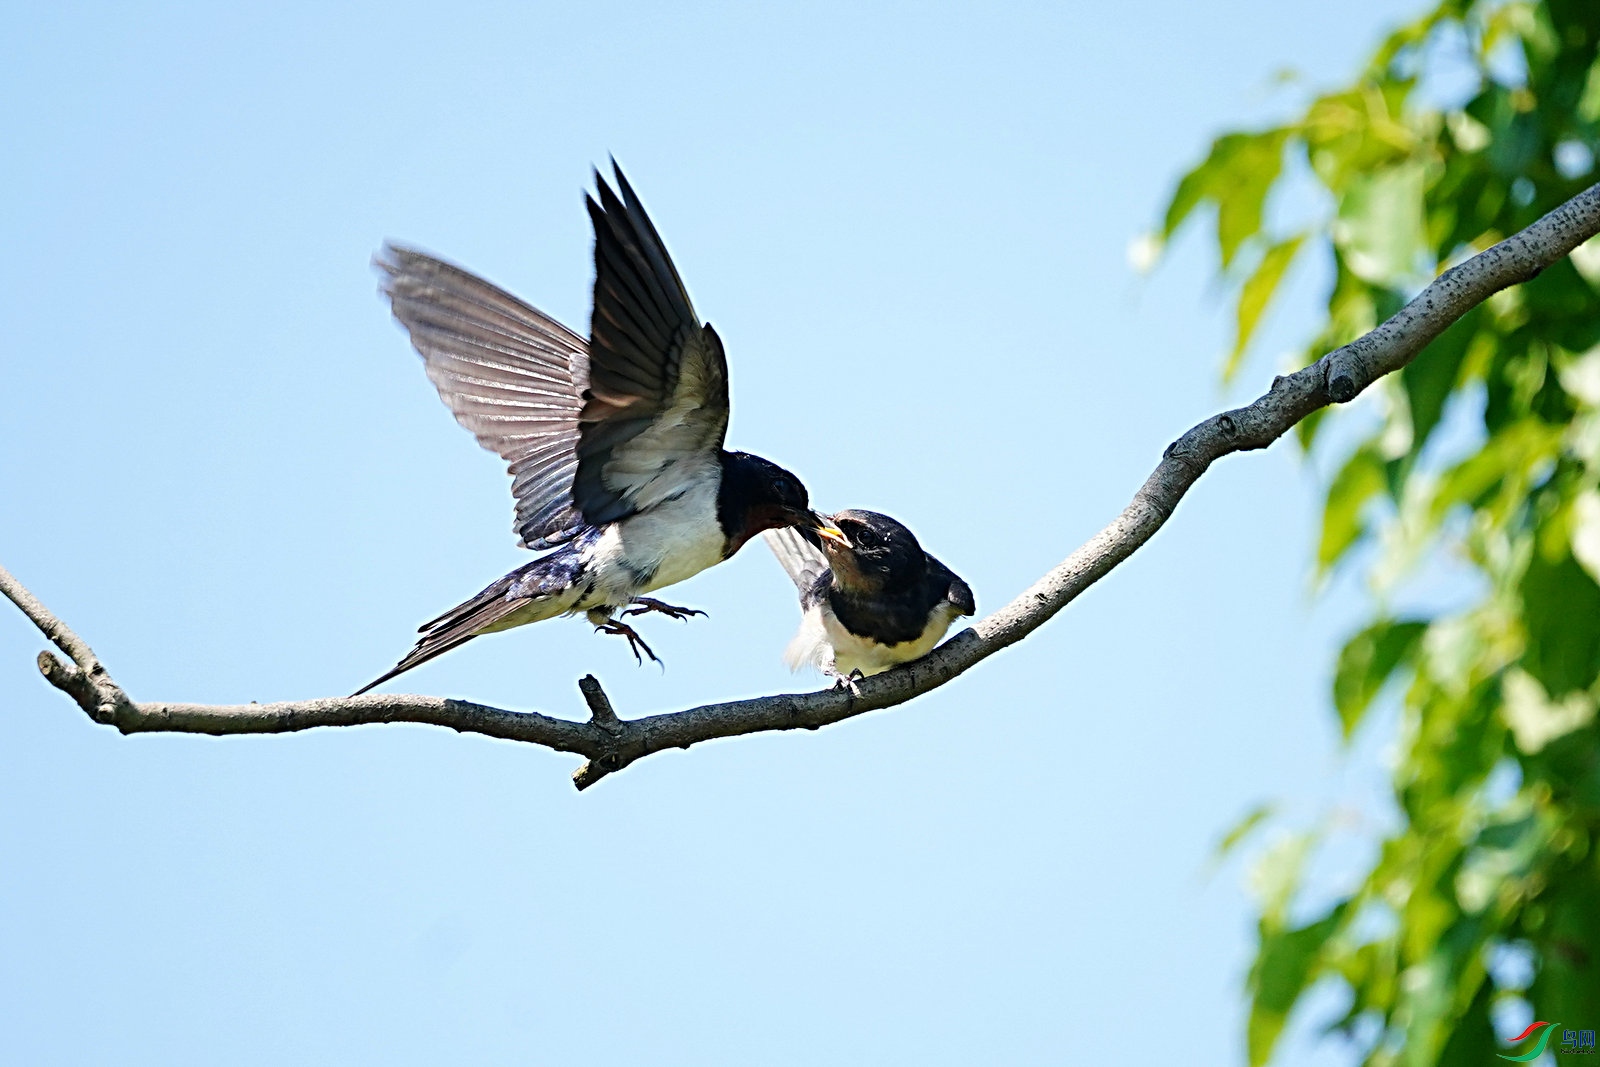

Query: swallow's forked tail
left=353, top=542, right=586, bottom=695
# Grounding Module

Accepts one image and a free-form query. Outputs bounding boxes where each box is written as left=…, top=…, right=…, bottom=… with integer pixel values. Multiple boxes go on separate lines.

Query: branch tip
left=1326, top=365, right=1359, bottom=403
left=578, top=674, right=620, bottom=728
left=37, top=649, right=73, bottom=685
left=572, top=757, right=614, bottom=791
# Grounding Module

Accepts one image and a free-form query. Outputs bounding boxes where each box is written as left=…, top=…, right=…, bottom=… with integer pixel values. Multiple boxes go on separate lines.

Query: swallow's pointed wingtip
left=372, top=241, right=406, bottom=289
left=374, top=237, right=424, bottom=262
left=590, top=157, right=629, bottom=202
left=586, top=165, right=610, bottom=215
left=610, top=156, right=636, bottom=201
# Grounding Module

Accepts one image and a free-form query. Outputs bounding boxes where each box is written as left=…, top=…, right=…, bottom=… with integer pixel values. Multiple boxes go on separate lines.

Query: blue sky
left=2, top=2, right=1421, bottom=1063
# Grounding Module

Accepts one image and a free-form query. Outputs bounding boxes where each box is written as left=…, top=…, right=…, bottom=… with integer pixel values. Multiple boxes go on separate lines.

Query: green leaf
left=1247, top=905, right=1347, bottom=1067
left=1332, top=161, right=1428, bottom=285
left=1251, top=833, right=1314, bottom=926
left=1295, top=405, right=1328, bottom=451
left=1227, top=234, right=1307, bottom=381
left=1401, top=307, right=1479, bottom=457
left=1163, top=162, right=1213, bottom=241
left=1302, top=86, right=1416, bottom=189
left=1435, top=975, right=1496, bottom=1067
left=1520, top=548, right=1600, bottom=698
left=1580, top=53, right=1600, bottom=123
left=1215, top=803, right=1276, bottom=862
left=1528, top=866, right=1600, bottom=1024
left=1333, top=619, right=1428, bottom=738
left=1429, top=419, right=1563, bottom=526
left=1159, top=4, right=1600, bottom=1065
left=1572, top=489, right=1600, bottom=584
left=1318, top=444, right=1386, bottom=574
left=1162, top=130, right=1290, bottom=267
left=1502, top=668, right=1596, bottom=754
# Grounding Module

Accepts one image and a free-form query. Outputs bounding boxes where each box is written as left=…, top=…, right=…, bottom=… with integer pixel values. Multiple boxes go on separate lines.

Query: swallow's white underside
left=785, top=597, right=964, bottom=677
left=482, top=469, right=726, bottom=632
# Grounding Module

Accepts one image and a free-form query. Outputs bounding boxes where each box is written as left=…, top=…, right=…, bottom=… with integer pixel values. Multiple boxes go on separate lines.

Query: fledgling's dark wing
left=377, top=245, right=589, bottom=550
left=573, top=164, right=730, bottom=525
left=928, top=556, right=976, bottom=616
left=763, top=527, right=831, bottom=601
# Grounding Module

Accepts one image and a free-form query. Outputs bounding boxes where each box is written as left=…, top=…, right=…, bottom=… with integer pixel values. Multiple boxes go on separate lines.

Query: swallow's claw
left=622, top=597, right=708, bottom=623
left=828, top=669, right=864, bottom=697
left=593, top=618, right=662, bottom=666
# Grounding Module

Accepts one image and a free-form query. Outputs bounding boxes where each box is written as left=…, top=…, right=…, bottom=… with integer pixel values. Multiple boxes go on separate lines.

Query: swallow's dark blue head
left=717, top=450, right=816, bottom=555
left=815, top=509, right=929, bottom=592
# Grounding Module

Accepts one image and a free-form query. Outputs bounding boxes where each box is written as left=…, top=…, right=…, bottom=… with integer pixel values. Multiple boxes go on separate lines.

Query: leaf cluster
left=1165, top=3, right=1600, bottom=1063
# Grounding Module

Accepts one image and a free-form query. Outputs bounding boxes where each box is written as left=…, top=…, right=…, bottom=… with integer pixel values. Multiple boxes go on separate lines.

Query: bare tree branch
left=7, top=182, right=1600, bottom=789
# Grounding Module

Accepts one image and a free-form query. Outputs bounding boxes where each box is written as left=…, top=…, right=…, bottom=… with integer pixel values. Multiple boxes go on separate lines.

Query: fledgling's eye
left=854, top=527, right=880, bottom=549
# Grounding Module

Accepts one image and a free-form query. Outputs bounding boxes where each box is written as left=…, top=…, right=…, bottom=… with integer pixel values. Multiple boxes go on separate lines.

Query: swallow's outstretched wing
left=574, top=165, right=730, bottom=524
left=377, top=246, right=589, bottom=550
left=378, top=164, right=729, bottom=546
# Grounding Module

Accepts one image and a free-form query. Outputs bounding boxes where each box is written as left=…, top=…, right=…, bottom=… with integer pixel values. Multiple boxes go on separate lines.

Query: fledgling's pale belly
left=787, top=600, right=963, bottom=677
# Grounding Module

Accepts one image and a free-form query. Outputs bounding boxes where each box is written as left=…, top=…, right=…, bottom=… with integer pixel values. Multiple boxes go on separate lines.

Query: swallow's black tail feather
left=353, top=542, right=588, bottom=695
left=351, top=593, right=526, bottom=696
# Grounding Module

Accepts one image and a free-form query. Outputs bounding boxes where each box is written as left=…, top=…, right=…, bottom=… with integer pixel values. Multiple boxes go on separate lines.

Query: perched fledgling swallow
left=356, top=165, right=829, bottom=693
left=764, top=509, right=975, bottom=684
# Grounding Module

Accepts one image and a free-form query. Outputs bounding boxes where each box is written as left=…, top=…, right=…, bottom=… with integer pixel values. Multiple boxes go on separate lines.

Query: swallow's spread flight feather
left=357, top=166, right=825, bottom=693
left=765, top=510, right=975, bottom=683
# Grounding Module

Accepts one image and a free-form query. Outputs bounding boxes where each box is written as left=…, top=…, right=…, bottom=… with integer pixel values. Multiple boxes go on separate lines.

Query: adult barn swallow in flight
left=764, top=510, right=975, bottom=684
left=357, top=166, right=827, bottom=693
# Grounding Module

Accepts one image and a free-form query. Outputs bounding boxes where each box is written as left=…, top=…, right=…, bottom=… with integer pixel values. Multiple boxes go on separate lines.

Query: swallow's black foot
left=827, top=669, right=865, bottom=697
left=593, top=618, right=662, bottom=666
left=622, top=597, right=708, bottom=623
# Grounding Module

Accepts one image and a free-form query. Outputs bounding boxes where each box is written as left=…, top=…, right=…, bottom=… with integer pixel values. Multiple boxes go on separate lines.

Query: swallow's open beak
left=808, top=512, right=852, bottom=550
